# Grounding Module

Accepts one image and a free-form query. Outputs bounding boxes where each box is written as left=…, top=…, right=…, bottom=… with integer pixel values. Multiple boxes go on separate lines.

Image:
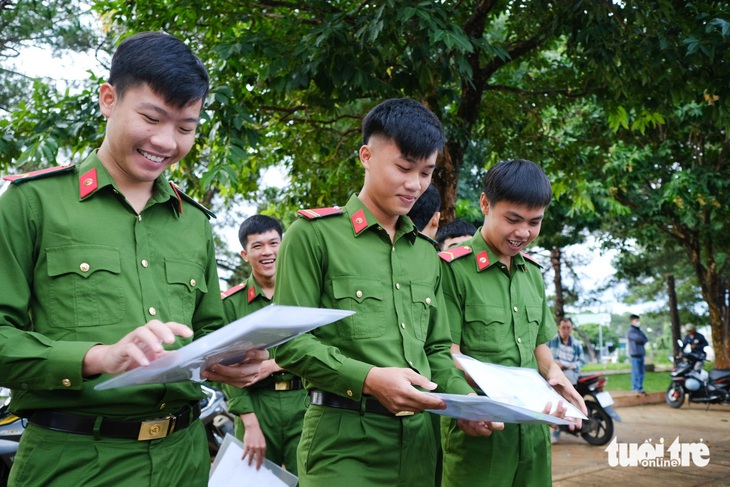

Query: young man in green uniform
left=221, top=215, right=306, bottom=474
left=439, top=159, right=585, bottom=486
left=273, top=98, right=497, bottom=487
left=0, top=32, right=264, bottom=486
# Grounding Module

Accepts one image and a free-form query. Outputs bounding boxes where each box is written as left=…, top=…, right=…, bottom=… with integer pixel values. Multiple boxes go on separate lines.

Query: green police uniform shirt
left=0, top=152, right=225, bottom=418
left=273, top=194, right=473, bottom=400
left=221, top=275, right=298, bottom=414
left=440, top=230, right=555, bottom=369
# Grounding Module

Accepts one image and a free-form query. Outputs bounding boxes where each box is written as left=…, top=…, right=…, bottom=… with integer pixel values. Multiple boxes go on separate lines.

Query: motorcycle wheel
left=580, top=401, right=614, bottom=446
left=665, top=382, right=685, bottom=408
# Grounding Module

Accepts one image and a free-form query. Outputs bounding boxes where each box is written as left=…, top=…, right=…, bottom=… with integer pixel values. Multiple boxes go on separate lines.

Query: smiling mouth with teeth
left=140, top=150, right=165, bottom=163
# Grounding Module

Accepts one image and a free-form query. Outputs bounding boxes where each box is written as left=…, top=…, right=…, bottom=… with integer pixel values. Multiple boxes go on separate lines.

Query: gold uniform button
left=79, top=262, right=90, bottom=272
left=149, top=307, right=157, bottom=316
left=356, top=290, right=363, bottom=298
left=513, top=306, right=518, bottom=312
left=346, top=390, right=353, bottom=397
left=141, top=259, right=149, bottom=268
left=401, top=322, right=406, bottom=329
left=395, top=283, right=400, bottom=290
left=426, top=297, right=431, bottom=305
left=517, top=337, right=522, bottom=344
left=61, top=378, right=71, bottom=387
left=190, top=279, right=196, bottom=287
left=160, top=403, right=166, bottom=410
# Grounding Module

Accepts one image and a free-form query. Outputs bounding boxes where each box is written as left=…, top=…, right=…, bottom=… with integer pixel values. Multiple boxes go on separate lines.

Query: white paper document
left=426, top=354, right=587, bottom=425
left=427, top=393, right=573, bottom=425
left=209, top=434, right=298, bottom=487
left=95, top=305, right=353, bottom=390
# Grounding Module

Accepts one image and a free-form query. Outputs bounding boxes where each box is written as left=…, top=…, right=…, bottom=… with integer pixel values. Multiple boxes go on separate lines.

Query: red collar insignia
left=247, top=285, right=257, bottom=303
left=79, top=168, right=98, bottom=199
left=475, top=250, right=490, bottom=271
left=351, top=208, right=368, bottom=234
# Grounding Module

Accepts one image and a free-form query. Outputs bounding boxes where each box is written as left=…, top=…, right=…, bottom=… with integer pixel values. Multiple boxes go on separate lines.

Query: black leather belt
left=28, top=403, right=200, bottom=441
left=310, top=390, right=415, bottom=417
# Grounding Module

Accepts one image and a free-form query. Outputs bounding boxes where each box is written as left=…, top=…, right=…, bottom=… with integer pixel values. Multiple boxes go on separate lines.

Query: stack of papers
left=209, top=434, right=298, bottom=487
left=95, top=305, right=353, bottom=390
left=427, top=354, right=588, bottom=425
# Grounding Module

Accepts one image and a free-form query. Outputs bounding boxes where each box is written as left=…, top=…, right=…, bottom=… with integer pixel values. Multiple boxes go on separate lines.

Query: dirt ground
left=552, top=397, right=730, bottom=486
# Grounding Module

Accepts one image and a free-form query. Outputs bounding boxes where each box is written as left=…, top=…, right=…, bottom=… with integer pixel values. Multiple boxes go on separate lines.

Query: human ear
left=98, top=83, right=117, bottom=118
left=359, top=145, right=372, bottom=170
left=480, top=193, right=490, bottom=215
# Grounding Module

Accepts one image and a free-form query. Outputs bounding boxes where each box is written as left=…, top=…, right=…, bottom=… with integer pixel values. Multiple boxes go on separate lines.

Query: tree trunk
left=435, top=146, right=460, bottom=224
left=665, top=274, right=682, bottom=357
left=574, top=327, right=597, bottom=363
left=690, top=253, right=730, bottom=369
left=550, top=246, right=564, bottom=320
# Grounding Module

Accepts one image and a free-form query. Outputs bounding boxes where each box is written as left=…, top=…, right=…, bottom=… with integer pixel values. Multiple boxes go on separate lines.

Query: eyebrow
left=139, top=102, right=200, bottom=124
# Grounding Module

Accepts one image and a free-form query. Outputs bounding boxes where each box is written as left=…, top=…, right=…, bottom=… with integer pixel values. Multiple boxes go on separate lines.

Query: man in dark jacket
left=627, top=314, right=649, bottom=396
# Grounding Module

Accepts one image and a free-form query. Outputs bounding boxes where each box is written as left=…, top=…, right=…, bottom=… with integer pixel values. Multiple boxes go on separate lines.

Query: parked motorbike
left=199, top=384, right=235, bottom=459
left=0, top=389, right=24, bottom=487
left=666, top=343, right=730, bottom=409
left=559, top=373, right=620, bottom=446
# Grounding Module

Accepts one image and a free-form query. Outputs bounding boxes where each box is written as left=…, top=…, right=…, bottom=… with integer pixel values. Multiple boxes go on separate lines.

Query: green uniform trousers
left=441, top=418, right=551, bottom=487
left=297, top=405, right=437, bottom=487
left=9, top=421, right=209, bottom=487
left=233, top=387, right=307, bottom=475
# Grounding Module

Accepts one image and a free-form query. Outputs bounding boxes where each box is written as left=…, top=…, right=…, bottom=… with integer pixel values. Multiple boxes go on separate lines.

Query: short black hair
left=109, top=31, right=209, bottom=109
left=559, top=317, right=574, bottom=326
left=362, top=98, right=445, bottom=160
left=408, top=184, right=441, bottom=231
left=630, top=314, right=640, bottom=320
left=482, top=159, right=552, bottom=209
left=238, top=215, right=283, bottom=249
left=436, top=219, right=477, bottom=246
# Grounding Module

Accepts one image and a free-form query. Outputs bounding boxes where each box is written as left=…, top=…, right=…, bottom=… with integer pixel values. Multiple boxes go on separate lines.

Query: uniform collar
left=246, top=275, right=271, bottom=304
left=78, top=151, right=181, bottom=217
left=470, top=228, right=527, bottom=273
left=345, top=194, right=418, bottom=243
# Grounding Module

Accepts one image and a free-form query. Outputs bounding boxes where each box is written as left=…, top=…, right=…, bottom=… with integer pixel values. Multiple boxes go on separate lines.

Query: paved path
left=552, top=395, right=730, bottom=486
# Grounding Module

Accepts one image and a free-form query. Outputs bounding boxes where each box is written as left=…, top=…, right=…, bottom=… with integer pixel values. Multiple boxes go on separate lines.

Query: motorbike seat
left=709, top=369, right=730, bottom=381
left=577, top=374, right=601, bottom=384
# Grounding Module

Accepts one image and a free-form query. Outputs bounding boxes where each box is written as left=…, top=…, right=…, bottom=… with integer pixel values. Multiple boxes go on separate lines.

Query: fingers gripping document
left=427, top=354, right=588, bottom=425
left=95, top=305, right=354, bottom=390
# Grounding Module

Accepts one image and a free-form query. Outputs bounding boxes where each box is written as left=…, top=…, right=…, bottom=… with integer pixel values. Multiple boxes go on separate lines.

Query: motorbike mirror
left=676, top=339, right=683, bottom=347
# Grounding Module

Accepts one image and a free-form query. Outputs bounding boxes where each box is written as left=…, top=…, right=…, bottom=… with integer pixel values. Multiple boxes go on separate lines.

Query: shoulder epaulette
left=297, top=207, right=343, bottom=220
left=3, top=165, right=75, bottom=184
left=170, top=182, right=216, bottom=219
left=520, top=251, right=543, bottom=268
left=221, top=282, right=246, bottom=299
left=438, top=245, right=474, bottom=263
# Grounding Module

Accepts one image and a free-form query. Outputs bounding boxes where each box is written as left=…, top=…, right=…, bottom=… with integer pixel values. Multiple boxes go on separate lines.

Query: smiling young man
left=0, top=32, right=264, bottom=486
left=221, top=215, right=306, bottom=475
left=439, top=159, right=585, bottom=486
left=272, top=99, right=493, bottom=486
